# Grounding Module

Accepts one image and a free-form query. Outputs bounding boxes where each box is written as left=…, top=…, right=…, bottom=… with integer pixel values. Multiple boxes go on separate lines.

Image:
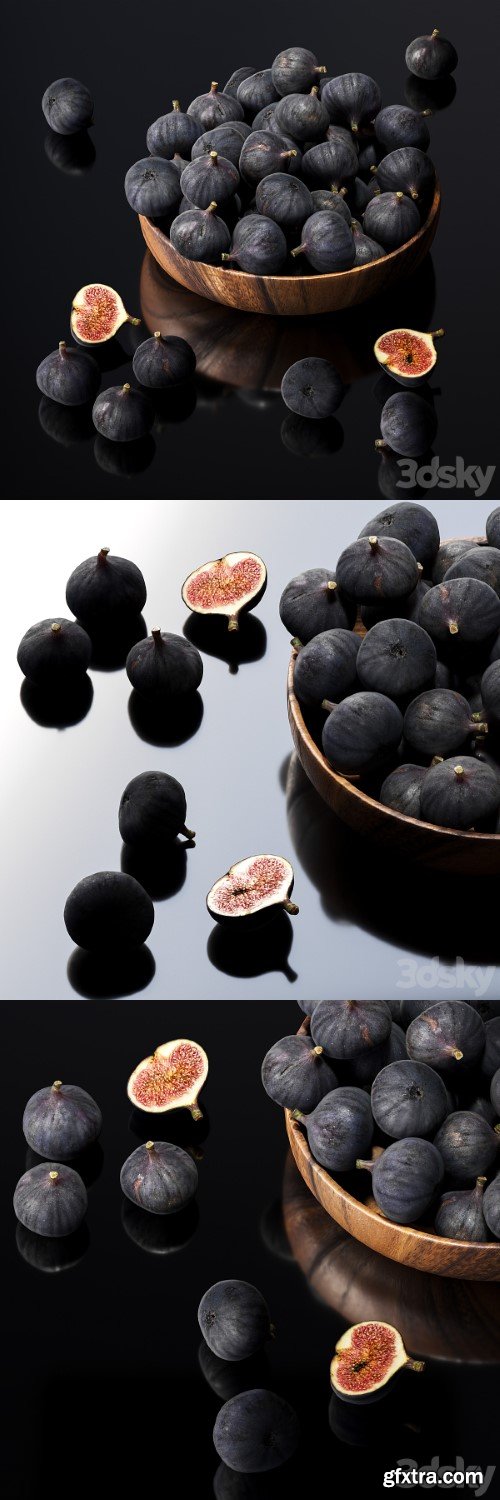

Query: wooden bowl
left=139, top=184, right=440, bottom=317
left=285, top=1022, right=500, bottom=1281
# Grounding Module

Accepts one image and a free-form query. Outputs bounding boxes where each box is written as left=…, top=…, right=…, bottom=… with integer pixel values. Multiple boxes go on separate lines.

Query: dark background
left=2, top=1001, right=498, bottom=1499
left=3, top=0, right=499, bottom=499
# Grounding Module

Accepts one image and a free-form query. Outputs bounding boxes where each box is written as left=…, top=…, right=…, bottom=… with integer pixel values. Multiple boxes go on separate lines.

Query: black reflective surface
left=2, top=1002, right=498, bottom=1499
left=4, top=0, right=499, bottom=498
left=3, top=497, right=500, bottom=1001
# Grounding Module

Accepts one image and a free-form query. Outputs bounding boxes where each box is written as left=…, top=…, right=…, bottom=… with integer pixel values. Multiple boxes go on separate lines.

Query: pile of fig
left=283, top=502, right=500, bottom=835
left=263, top=997, right=500, bottom=1244
left=124, top=32, right=458, bottom=275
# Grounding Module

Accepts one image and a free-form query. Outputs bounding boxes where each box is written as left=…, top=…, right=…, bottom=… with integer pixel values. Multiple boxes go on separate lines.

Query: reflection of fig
left=20, top=676, right=93, bottom=729
left=121, top=839, right=187, bottom=902
left=38, top=396, right=94, bottom=446
left=94, top=434, right=156, bottom=475
left=44, top=127, right=95, bottom=173
left=86, top=614, right=147, bottom=672
left=199, top=1343, right=270, bottom=1403
left=213, top=1390, right=299, bottom=1473
left=16, top=1221, right=89, bottom=1274
left=208, top=911, right=297, bottom=983
left=67, top=944, right=155, bottom=999
left=121, top=1198, right=198, bottom=1254
left=183, top=613, right=266, bottom=673
left=331, top=1321, right=425, bottom=1403
left=128, top=687, right=203, bottom=747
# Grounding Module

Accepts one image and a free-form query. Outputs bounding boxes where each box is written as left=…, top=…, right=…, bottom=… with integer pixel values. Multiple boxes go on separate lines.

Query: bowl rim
left=141, top=181, right=441, bottom=287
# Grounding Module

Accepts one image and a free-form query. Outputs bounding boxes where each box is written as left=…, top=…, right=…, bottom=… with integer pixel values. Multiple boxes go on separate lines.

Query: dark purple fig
left=293, top=1086, right=373, bottom=1171
left=252, top=102, right=282, bottom=133
left=420, top=755, right=500, bottom=829
left=23, top=1081, right=102, bottom=1160
left=36, top=340, right=99, bottom=406
left=406, top=1001, right=486, bottom=1073
left=491, top=1069, right=500, bottom=1115
left=405, top=30, right=458, bottom=81
left=357, top=617, right=436, bottom=697
left=213, top=1389, right=299, bottom=1473
left=191, top=121, right=250, bottom=165
left=64, top=870, right=154, bottom=950
left=274, top=87, right=329, bottom=143
left=301, top=136, right=358, bottom=185
left=223, top=67, right=257, bottom=99
left=17, top=617, right=91, bottom=685
left=351, top=220, right=384, bottom=264
left=279, top=569, right=356, bottom=641
left=239, top=130, right=300, bottom=185
left=371, top=1059, right=448, bottom=1139
left=482, top=661, right=500, bottom=725
left=483, top=1176, right=500, bottom=1238
left=336, top=534, right=420, bottom=602
left=486, top=507, right=500, bottom=549
left=358, top=502, right=440, bottom=569
left=466, top=1097, right=497, bottom=1126
left=261, top=1034, right=337, bottom=1111
left=146, top=100, right=202, bottom=158
left=435, top=1176, right=488, bottom=1242
left=255, top=173, right=313, bottom=231
left=480, top=1020, right=500, bottom=1082
left=237, top=70, right=280, bottom=117
left=431, top=540, right=473, bottom=584
left=66, top=547, right=146, bottom=624
left=126, top=628, right=203, bottom=698
left=360, top=578, right=430, bottom=630
left=374, top=105, right=431, bottom=153
left=356, top=1137, right=444, bottom=1223
left=92, top=383, right=154, bottom=442
left=291, top=210, right=355, bottom=271
left=223, top=214, right=287, bottom=273
left=188, top=82, right=244, bottom=131
left=380, top=763, right=428, bottom=818
left=281, top=357, right=344, bottom=420
left=119, top=770, right=193, bottom=847
left=322, top=73, right=382, bottom=133
left=42, top=77, right=93, bottom=135
left=132, top=332, right=195, bottom=389
left=434, top=1112, right=500, bottom=1181
left=378, top=391, right=437, bottom=458
left=310, top=188, right=352, bottom=223
left=180, top=150, right=239, bottom=208
left=199, top=1280, right=272, bottom=1362
left=363, top=191, right=420, bottom=249
left=14, top=1162, right=87, bottom=1237
left=293, top=629, right=360, bottom=707
left=120, top=1140, right=198, bottom=1213
left=420, top=579, right=500, bottom=647
left=322, top=691, right=403, bottom=773
left=444, top=547, right=500, bottom=599
left=310, top=999, right=392, bottom=1059
left=170, top=202, right=230, bottom=263
left=375, top=148, right=435, bottom=206
left=271, top=46, right=327, bottom=96
left=346, top=178, right=371, bottom=216
left=348, top=1023, right=407, bottom=1086
left=124, top=157, right=181, bottom=215
left=403, top=688, right=483, bottom=758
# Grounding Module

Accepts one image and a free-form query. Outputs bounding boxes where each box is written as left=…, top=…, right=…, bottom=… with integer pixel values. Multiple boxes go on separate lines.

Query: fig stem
left=127, top=315, right=141, bottom=326
left=52, top=1080, right=63, bottom=1091
left=151, top=628, right=163, bottom=645
left=326, top=580, right=338, bottom=592
left=182, top=826, right=196, bottom=842
left=448, top=622, right=459, bottom=634
left=494, top=1126, right=500, bottom=1137
left=207, top=201, right=218, bottom=213
left=154, top=330, right=162, bottom=340
left=321, top=699, right=336, bottom=713
left=211, top=82, right=218, bottom=92
left=312, top=1046, right=324, bottom=1057
left=452, top=1049, right=464, bottom=1061
left=59, top=340, right=67, bottom=353
left=291, top=1109, right=305, bottom=1122
left=432, top=28, right=440, bottom=38
left=375, top=439, right=388, bottom=450
left=406, top=1359, right=426, bottom=1373
left=51, top=622, right=62, bottom=634
left=476, top=1177, right=488, bottom=1186
left=356, top=1158, right=374, bottom=1172
left=284, top=899, right=299, bottom=915
left=430, top=328, right=445, bottom=338
left=49, top=1171, right=59, bottom=1181
left=146, top=1140, right=155, bottom=1151
left=227, top=615, right=239, bottom=632
left=269, top=1323, right=277, bottom=1339
left=290, top=637, right=303, bottom=653
left=173, top=100, right=181, bottom=111
left=282, top=150, right=298, bottom=159
left=190, top=1104, right=203, bottom=1121
left=368, top=536, right=378, bottom=551
left=210, top=151, right=218, bottom=161
left=290, top=245, right=305, bottom=258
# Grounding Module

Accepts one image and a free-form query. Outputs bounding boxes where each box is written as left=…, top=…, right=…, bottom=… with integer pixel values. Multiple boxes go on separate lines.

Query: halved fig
left=182, top=552, right=267, bottom=632
left=71, top=283, right=140, bottom=344
left=374, top=328, right=444, bottom=385
left=127, top=1038, right=208, bottom=1121
left=330, top=1321, right=425, bottom=1404
left=207, top=854, right=298, bottom=926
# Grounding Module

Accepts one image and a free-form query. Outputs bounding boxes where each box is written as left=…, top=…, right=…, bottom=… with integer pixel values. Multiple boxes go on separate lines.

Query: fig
left=66, top=547, right=146, bottom=624
left=331, top=1322, right=424, bottom=1403
left=180, top=150, right=239, bottom=208
left=357, top=618, right=436, bottom=698
left=435, top=1176, right=489, bottom=1242
left=361, top=578, right=430, bottom=630
left=310, top=187, right=352, bottom=223
left=420, top=756, right=500, bottom=829
left=336, top=535, right=420, bottom=602
left=71, top=284, right=140, bottom=345
left=379, top=762, right=429, bottom=818
left=322, top=691, right=403, bottom=774
left=486, top=506, right=500, bottom=550
left=281, top=358, right=344, bottom=420
left=17, top=617, right=91, bottom=686
left=363, top=191, right=420, bottom=250
left=480, top=1019, right=500, bottom=1082
left=252, top=101, right=282, bottom=133
left=371, top=1059, right=448, bottom=1139
left=406, top=1001, right=486, bottom=1073
left=23, top=1081, right=102, bottom=1160
left=346, top=177, right=371, bottom=216
left=293, top=629, right=360, bottom=708
left=274, top=88, right=330, bottom=143
left=42, top=77, right=93, bottom=135
left=36, top=340, right=100, bottom=407
left=125, top=628, right=203, bottom=698
left=374, top=105, right=431, bottom=153
left=224, top=67, right=257, bottom=99
left=310, top=999, right=392, bottom=1059
left=222, top=215, right=287, bottom=274
left=182, top=552, right=266, bottom=633
left=348, top=1022, right=407, bottom=1086
left=403, top=688, right=485, bottom=758
left=132, top=332, right=195, bottom=389
left=255, top=173, right=313, bottom=232
left=261, top=1034, right=337, bottom=1111
left=483, top=1176, right=500, bottom=1239
left=351, top=221, right=385, bottom=265
left=445, top=547, right=500, bottom=599
left=374, top=328, right=444, bottom=386
left=482, top=661, right=500, bottom=725
left=64, top=871, right=154, bottom=951
left=322, top=73, right=382, bottom=134
left=375, top=147, right=435, bottom=206
left=92, top=383, right=154, bottom=443
left=170, top=202, right=231, bottom=263
left=356, top=1137, right=444, bottom=1223
left=491, top=1070, right=500, bottom=1115
left=207, top=854, right=298, bottom=927
left=198, top=1280, right=273, bottom=1362
left=271, top=46, right=327, bottom=96
left=192, top=121, right=250, bottom=165
left=293, top=1085, right=373, bottom=1172
left=119, top=770, right=194, bottom=847
left=127, top=1038, right=208, bottom=1120
left=290, top=210, right=356, bottom=272
left=279, top=569, right=356, bottom=641
left=405, top=30, right=458, bottom=82
left=14, top=1162, right=87, bottom=1237
left=419, top=579, right=500, bottom=645
left=239, top=131, right=299, bottom=186
left=125, top=154, right=183, bottom=215
left=146, top=100, right=202, bottom=159
left=188, top=81, right=244, bottom=131
left=236, top=71, right=280, bottom=117
left=434, top=1112, right=500, bottom=1181
left=120, top=1139, right=197, bottom=1214
left=378, top=391, right=437, bottom=458
left=213, top=1390, right=299, bottom=1473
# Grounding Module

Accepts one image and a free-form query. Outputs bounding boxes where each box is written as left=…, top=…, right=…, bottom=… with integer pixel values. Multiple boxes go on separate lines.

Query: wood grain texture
left=282, top=1153, right=500, bottom=1359
left=139, top=185, right=440, bottom=317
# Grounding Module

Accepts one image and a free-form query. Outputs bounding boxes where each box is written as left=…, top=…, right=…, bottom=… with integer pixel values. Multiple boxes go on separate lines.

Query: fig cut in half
left=127, top=1038, right=208, bottom=1120
left=330, top=1322, right=424, bottom=1404
left=207, top=854, right=298, bottom=926
left=182, top=552, right=267, bottom=632
left=374, top=328, right=444, bottom=385
left=71, top=283, right=140, bottom=344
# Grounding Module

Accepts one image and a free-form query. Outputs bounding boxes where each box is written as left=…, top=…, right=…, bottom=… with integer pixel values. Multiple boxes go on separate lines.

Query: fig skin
left=126, top=628, right=203, bottom=699
left=300, top=136, right=358, bottom=188
left=198, top=1280, right=272, bottom=1363
left=405, top=31, right=458, bottom=82
left=295, top=1085, right=373, bottom=1172
left=357, top=1137, right=444, bottom=1223
left=375, top=147, right=435, bottom=206
left=482, top=661, right=500, bottom=725
left=481, top=1021, right=500, bottom=1082
left=64, top=870, right=155, bottom=951
left=281, top=358, right=344, bottom=421
left=180, top=152, right=239, bottom=209
left=271, top=46, right=327, bottom=97
left=336, top=534, right=420, bottom=602
left=293, top=629, right=360, bottom=708
left=274, top=88, right=330, bottom=144
left=431, top=539, right=473, bottom=584
left=191, top=121, right=250, bottom=165
left=223, top=215, right=288, bottom=275
left=491, top=1068, right=500, bottom=1115
left=66, top=548, right=147, bottom=624
left=213, top=1389, right=299, bottom=1473
left=310, top=187, right=352, bottom=222
left=279, top=569, right=356, bottom=641
left=363, top=191, right=420, bottom=250
left=483, top=1176, right=500, bottom=1239
left=23, top=1082, right=102, bottom=1160
left=371, top=1059, right=448, bottom=1139
left=239, top=131, right=301, bottom=187
left=17, top=617, right=91, bottom=686
left=348, top=1022, right=407, bottom=1086
left=444, top=547, right=500, bottom=599
left=119, top=770, right=193, bottom=847
left=379, top=763, right=428, bottom=818
left=351, top=222, right=385, bottom=265
left=374, top=105, right=431, bottom=153
left=120, top=1140, right=198, bottom=1214
left=42, top=77, right=93, bottom=135
left=322, top=692, right=403, bottom=774
left=124, top=156, right=182, bottom=216
left=188, top=82, right=244, bottom=131
left=146, top=101, right=202, bottom=159
left=291, top=211, right=356, bottom=272
left=419, top=579, right=500, bottom=646
left=358, top=502, right=440, bottom=569
left=132, top=332, right=195, bottom=390
left=92, top=384, right=154, bottom=443
left=434, top=1112, right=500, bottom=1182
left=403, top=688, right=481, bottom=759
left=261, top=1034, right=337, bottom=1111
left=379, top=391, right=437, bottom=458
left=255, top=173, right=313, bottom=232
left=223, top=67, right=257, bottom=99
left=170, top=204, right=231, bottom=263
left=406, top=1001, right=486, bottom=1073
left=322, top=72, right=382, bottom=133
left=36, top=341, right=100, bottom=407
left=311, top=999, right=392, bottom=1060
left=420, top=756, right=500, bottom=830
left=14, top=1162, right=87, bottom=1237
left=236, top=71, right=280, bottom=118
left=486, top=506, right=500, bottom=550
left=357, top=617, right=436, bottom=699
left=435, top=1178, right=489, bottom=1243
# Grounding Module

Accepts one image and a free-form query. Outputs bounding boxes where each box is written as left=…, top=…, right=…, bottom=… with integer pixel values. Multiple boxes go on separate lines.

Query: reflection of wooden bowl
left=286, top=1018, right=500, bottom=1281
left=282, top=1153, right=500, bottom=1360
left=139, top=186, right=440, bottom=316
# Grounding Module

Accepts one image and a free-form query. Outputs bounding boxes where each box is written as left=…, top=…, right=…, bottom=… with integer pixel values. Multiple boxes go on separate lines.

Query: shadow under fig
left=121, top=1198, right=199, bottom=1255
left=285, top=754, right=500, bottom=966
left=183, top=613, right=267, bottom=673
left=44, top=127, right=96, bottom=174
left=198, top=1342, right=271, bottom=1402
left=85, top=613, right=147, bottom=671
left=38, top=397, right=94, bottom=447
left=120, top=838, right=189, bottom=901
left=67, top=944, right=156, bottom=998
left=128, top=688, right=203, bottom=746
left=20, top=675, right=93, bottom=729
left=16, top=1221, right=90, bottom=1274
left=94, top=433, right=156, bottom=477
left=24, top=1140, right=104, bottom=1189
left=207, top=911, right=298, bottom=983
